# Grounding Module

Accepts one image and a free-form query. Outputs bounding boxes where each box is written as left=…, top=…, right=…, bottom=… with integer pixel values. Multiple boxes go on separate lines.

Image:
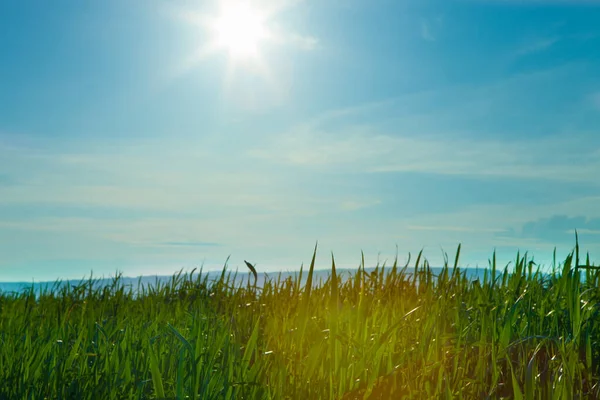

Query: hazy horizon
left=0, top=263, right=505, bottom=289
left=1, top=0, right=599, bottom=282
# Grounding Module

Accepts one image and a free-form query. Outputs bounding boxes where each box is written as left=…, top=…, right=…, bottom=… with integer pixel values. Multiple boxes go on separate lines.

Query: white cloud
left=591, top=91, right=600, bottom=110
left=515, top=37, right=559, bottom=56
left=397, top=196, right=600, bottom=268
left=248, top=62, right=600, bottom=184
left=0, top=134, right=395, bottom=271
left=577, top=229, right=600, bottom=235
left=2, top=60, right=599, bottom=279
left=420, top=16, right=443, bottom=42
left=408, top=225, right=509, bottom=233
left=340, top=200, right=381, bottom=211
left=290, top=34, right=319, bottom=50
left=248, top=128, right=600, bottom=184
left=421, top=21, right=435, bottom=41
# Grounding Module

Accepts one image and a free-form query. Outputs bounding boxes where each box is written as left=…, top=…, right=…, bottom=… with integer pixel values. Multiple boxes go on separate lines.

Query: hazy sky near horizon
left=1, top=0, right=600, bottom=281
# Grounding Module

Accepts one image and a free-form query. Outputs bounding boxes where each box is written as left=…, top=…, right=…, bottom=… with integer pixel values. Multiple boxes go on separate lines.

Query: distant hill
left=0, top=266, right=490, bottom=296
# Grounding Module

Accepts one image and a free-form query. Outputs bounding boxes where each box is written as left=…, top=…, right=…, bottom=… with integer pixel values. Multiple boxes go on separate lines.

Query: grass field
left=1, top=238, right=599, bottom=399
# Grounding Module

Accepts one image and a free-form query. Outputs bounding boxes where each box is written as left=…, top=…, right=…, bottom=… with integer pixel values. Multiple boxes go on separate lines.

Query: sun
left=212, top=2, right=269, bottom=60
left=172, top=0, right=282, bottom=92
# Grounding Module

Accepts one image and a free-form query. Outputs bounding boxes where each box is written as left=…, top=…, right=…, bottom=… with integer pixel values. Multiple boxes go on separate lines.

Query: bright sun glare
left=176, top=0, right=280, bottom=90
left=213, top=2, right=268, bottom=59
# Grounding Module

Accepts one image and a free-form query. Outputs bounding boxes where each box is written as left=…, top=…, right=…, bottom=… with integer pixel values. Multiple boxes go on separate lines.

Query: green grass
left=1, top=239, right=599, bottom=399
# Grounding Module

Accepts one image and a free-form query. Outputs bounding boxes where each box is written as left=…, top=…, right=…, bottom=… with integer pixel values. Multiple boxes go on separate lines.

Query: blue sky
left=1, top=0, right=600, bottom=281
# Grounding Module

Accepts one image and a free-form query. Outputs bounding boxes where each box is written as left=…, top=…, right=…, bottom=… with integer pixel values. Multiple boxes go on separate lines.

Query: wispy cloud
left=0, top=174, right=16, bottom=186
left=250, top=63, right=600, bottom=184
left=0, top=135, right=394, bottom=263
left=420, top=16, right=443, bottom=42
left=408, top=225, right=509, bottom=233
left=340, top=200, right=381, bottom=211
left=249, top=128, right=600, bottom=184
left=2, top=63, right=598, bottom=278
left=289, top=34, right=319, bottom=50
left=395, top=197, right=600, bottom=268
left=497, top=215, right=600, bottom=243
left=577, top=229, right=600, bottom=235
left=159, top=241, right=221, bottom=247
left=516, top=37, right=559, bottom=56
left=421, top=21, right=435, bottom=41
left=591, top=91, right=600, bottom=110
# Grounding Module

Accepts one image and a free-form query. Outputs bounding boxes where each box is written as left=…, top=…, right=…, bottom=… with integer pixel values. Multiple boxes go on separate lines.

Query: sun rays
left=175, top=0, right=278, bottom=86
left=212, top=2, right=270, bottom=60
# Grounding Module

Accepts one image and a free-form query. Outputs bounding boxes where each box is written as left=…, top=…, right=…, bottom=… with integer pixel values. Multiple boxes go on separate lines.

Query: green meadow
left=1, top=239, right=599, bottom=399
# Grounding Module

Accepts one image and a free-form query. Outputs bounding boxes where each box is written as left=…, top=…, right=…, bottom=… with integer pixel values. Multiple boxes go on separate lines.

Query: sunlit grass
left=1, top=237, right=599, bottom=399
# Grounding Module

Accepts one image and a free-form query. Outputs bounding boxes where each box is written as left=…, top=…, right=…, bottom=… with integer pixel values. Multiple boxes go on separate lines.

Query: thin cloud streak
left=288, top=34, right=319, bottom=50
left=421, top=21, right=435, bottom=41
left=249, top=129, right=600, bottom=184
left=591, top=92, right=600, bottom=110
left=515, top=37, right=559, bottom=56
left=408, top=225, right=509, bottom=233
left=159, top=241, right=222, bottom=247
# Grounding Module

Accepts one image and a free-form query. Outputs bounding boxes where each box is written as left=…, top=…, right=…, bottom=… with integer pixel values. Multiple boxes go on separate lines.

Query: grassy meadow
left=1, top=239, right=600, bottom=399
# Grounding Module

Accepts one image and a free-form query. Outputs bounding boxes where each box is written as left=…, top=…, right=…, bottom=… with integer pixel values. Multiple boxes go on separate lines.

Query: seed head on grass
left=244, top=260, right=258, bottom=286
